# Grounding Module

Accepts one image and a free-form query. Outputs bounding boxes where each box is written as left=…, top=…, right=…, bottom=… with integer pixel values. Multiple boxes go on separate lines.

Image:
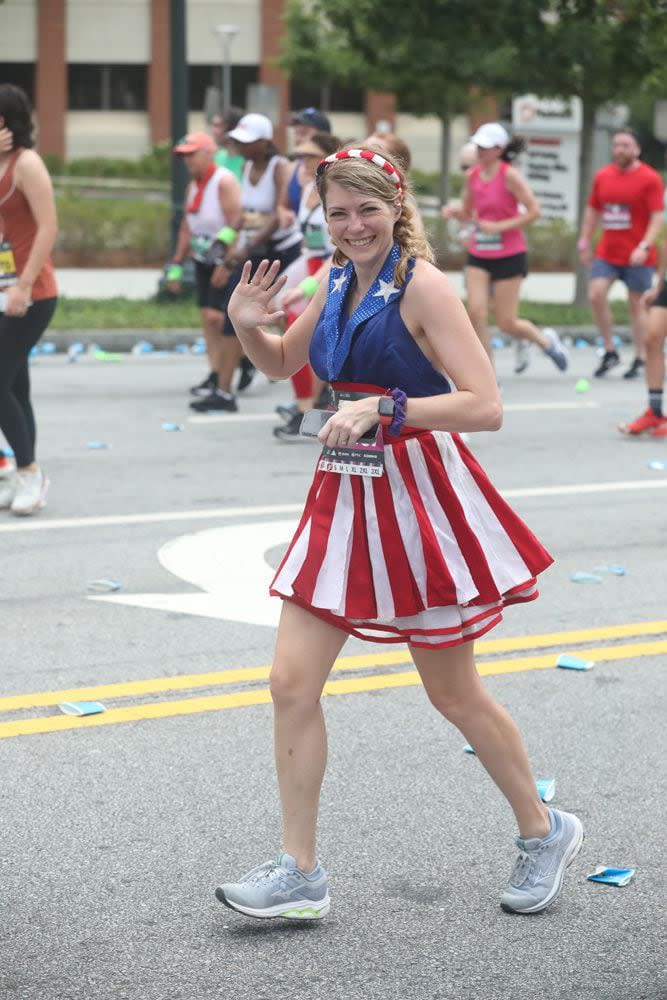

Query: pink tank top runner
left=468, top=161, right=526, bottom=259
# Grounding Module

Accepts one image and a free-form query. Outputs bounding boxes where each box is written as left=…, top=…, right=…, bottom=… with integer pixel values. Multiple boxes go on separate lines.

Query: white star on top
left=373, top=277, right=400, bottom=304
left=331, top=273, right=346, bottom=294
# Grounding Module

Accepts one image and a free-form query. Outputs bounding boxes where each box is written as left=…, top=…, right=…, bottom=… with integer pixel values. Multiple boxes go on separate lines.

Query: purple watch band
left=388, top=388, right=408, bottom=436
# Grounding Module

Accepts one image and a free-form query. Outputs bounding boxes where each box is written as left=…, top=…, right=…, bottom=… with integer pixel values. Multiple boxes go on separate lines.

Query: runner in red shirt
left=578, top=128, right=664, bottom=379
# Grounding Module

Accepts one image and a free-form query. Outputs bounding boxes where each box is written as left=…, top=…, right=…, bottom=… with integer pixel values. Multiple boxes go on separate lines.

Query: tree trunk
left=573, top=98, right=596, bottom=306
left=438, top=114, right=451, bottom=205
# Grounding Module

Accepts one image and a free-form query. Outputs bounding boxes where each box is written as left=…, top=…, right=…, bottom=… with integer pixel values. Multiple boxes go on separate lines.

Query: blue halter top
left=309, top=244, right=452, bottom=396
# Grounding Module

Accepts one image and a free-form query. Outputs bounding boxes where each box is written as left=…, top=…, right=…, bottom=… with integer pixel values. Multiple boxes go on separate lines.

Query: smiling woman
left=214, top=146, right=583, bottom=925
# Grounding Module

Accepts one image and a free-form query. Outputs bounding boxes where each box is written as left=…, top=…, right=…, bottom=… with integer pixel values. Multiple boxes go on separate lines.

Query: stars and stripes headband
left=316, top=148, right=403, bottom=197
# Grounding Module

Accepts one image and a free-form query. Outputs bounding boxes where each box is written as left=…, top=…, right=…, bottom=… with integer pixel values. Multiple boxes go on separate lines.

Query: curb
left=43, top=326, right=633, bottom=354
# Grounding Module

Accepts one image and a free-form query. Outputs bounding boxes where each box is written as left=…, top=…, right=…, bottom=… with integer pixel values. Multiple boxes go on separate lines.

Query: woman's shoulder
left=14, top=148, right=51, bottom=186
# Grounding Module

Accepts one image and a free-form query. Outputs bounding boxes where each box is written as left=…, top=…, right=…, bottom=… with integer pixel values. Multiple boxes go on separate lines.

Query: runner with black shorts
left=167, top=131, right=242, bottom=408
left=447, top=122, right=568, bottom=374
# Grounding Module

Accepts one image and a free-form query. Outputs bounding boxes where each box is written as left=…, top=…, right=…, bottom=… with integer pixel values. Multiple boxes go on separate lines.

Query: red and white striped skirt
left=270, top=425, right=553, bottom=649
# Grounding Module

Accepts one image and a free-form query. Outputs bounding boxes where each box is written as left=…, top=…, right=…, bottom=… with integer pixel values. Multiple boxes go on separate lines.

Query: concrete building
left=0, top=0, right=468, bottom=170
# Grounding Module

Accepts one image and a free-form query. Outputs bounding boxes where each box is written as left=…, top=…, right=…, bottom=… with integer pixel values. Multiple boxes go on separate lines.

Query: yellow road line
left=1, top=620, right=666, bottom=712
left=0, top=638, right=664, bottom=742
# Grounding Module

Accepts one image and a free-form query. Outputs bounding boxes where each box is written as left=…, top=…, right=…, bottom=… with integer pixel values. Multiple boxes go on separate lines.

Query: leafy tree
left=280, top=0, right=551, bottom=202
left=527, top=0, right=667, bottom=300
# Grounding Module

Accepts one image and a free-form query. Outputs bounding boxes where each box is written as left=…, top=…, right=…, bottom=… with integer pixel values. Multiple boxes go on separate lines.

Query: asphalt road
left=1, top=343, right=665, bottom=1000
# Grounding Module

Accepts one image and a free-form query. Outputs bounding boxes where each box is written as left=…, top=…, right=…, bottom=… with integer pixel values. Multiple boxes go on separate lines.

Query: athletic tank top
left=467, top=161, right=526, bottom=258
left=287, top=164, right=302, bottom=214
left=0, top=149, right=57, bottom=300
left=298, top=181, right=334, bottom=259
left=241, top=156, right=302, bottom=253
left=185, top=166, right=235, bottom=260
left=309, top=257, right=452, bottom=396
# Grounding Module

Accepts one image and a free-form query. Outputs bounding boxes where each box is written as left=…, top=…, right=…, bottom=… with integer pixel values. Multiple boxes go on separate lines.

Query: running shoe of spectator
left=273, top=411, right=306, bottom=441
left=275, top=402, right=300, bottom=422
left=513, top=339, right=531, bottom=374
left=189, top=391, right=238, bottom=413
left=215, top=853, right=330, bottom=920
left=190, top=372, right=217, bottom=397
left=10, top=467, right=49, bottom=516
left=622, top=357, right=645, bottom=380
left=593, top=349, right=620, bottom=377
left=542, top=328, right=569, bottom=371
left=618, top=407, right=667, bottom=436
left=500, top=808, right=583, bottom=914
left=237, top=357, right=256, bottom=392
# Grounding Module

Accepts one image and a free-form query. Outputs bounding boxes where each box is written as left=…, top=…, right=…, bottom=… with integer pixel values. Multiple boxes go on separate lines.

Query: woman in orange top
left=0, top=84, right=58, bottom=516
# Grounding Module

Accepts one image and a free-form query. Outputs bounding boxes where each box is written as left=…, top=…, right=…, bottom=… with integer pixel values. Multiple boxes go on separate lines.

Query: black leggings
left=0, top=297, right=57, bottom=467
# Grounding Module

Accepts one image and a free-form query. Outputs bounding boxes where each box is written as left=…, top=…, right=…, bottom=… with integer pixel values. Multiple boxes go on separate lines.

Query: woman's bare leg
left=410, top=640, right=550, bottom=839
left=270, top=601, right=349, bottom=871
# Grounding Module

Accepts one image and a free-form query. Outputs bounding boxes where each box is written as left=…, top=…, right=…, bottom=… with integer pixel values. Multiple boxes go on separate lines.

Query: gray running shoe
left=501, top=808, right=584, bottom=914
left=215, top=852, right=330, bottom=920
left=513, top=339, right=531, bottom=374
left=542, top=327, right=569, bottom=371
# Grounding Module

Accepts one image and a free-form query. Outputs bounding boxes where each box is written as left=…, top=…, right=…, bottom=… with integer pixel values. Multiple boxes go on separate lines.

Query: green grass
left=51, top=295, right=631, bottom=331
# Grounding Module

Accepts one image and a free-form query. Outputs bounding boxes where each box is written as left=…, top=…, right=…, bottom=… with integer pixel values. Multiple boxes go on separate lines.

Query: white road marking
left=90, top=520, right=299, bottom=626
left=1, top=478, right=666, bottom=536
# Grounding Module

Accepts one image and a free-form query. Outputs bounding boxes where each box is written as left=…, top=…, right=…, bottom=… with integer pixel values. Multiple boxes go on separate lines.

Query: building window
left=290, top=81, right=363, bottom=114
left=0, top=63, right=35, bottom=104
left=68, top=65, right=147, bottom=110
left=188, top=65, right=259, bottom=112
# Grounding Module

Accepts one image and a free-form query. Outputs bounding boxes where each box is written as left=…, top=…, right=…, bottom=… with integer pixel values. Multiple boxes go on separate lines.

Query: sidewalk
left=54, top=268, right=631, bottom=303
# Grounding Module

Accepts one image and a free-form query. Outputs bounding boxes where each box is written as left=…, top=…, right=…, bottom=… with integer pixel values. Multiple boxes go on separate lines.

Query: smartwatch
left=378, top=396, right=395, bottom=425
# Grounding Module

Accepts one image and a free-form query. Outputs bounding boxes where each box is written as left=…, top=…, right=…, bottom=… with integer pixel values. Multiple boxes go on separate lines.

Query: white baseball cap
left=227, top=113, right=273, bottom=144
left=470, top=122, right=510, bottom=149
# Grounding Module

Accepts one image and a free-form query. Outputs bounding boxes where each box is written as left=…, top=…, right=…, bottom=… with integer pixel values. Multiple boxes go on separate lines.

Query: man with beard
left=578, top=128, right=664, bottom=379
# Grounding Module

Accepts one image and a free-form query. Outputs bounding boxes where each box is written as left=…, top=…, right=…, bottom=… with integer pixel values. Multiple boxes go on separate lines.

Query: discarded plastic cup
left=67, top=342, right=85, bottom=363
left=586, top=866, right=635, bottom=887
left=162, top=422, right=183, bottom=432
left=463, top=744, right=476, bottom=755
left=173, top=344, right=188, bottom=354
left=491, top=336, right=505, bottom=349
left=556, top=654, right=594, bottom=671
left=536, top=778, right=556, bottom=802
left=58, top=701, right=106, bottom=717
left=87, top=441, right=109, bottom=450
left=575, top=338, right=588, bottom=349
left=574, top=378, right=590, bottom=393
left=647, top=460, right=667, bottom=471
left=40, top=341, right=56, bottom=355
left=87, top=578, right=121, bottom=592
left=570, top=571, right=603, bottom=584
left=94, top=350, right=124, bottom=362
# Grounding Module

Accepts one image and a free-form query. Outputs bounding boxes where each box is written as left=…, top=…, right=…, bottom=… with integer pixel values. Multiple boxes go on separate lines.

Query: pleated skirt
left=270, top=425, right=553, bottom=649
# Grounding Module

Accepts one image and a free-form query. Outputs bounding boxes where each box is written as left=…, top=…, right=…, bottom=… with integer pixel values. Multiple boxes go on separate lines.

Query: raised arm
left=227, top=258, right=327, bottom=379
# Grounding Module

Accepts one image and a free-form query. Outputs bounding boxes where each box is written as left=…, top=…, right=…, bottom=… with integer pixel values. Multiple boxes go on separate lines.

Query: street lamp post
left=213, top=24, right=240, bottom=113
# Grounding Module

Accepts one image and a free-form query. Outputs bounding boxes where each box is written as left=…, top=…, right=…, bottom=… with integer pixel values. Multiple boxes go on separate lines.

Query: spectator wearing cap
left=210, top=107, right=245, bottom=182
left=167, top=131, right=243, bottom=408
left=283, top=108, right=333, bottom=221
left=190, top=113, right=304, bottom=411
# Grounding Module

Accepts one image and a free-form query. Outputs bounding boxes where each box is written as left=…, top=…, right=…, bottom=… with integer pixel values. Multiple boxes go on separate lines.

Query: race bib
left=0, top=241, right=17, bottom=289
left=304, top=224, right=326, bottom=251
left=190, top=233, right=212, bottom=261
left=602, top=202, right=631, bottom=230
left=318, top=388, right=385, bottom=477
left=474, top=229, right=503, bottom=253
left=239, top=210, right=271, bottom=249
left=318, top=437, right=385, bottom=478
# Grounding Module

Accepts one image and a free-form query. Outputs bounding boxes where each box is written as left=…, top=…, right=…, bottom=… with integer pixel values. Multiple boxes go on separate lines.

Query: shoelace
left=246, top=858, right=293, bottom=889
left=510, top=843, right=548, bottom=887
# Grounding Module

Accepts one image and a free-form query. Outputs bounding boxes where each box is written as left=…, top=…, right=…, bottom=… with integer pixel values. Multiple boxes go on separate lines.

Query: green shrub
left=51, top=143, right=172, bottom=181
left=55, top=193, right=170, bottom=261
